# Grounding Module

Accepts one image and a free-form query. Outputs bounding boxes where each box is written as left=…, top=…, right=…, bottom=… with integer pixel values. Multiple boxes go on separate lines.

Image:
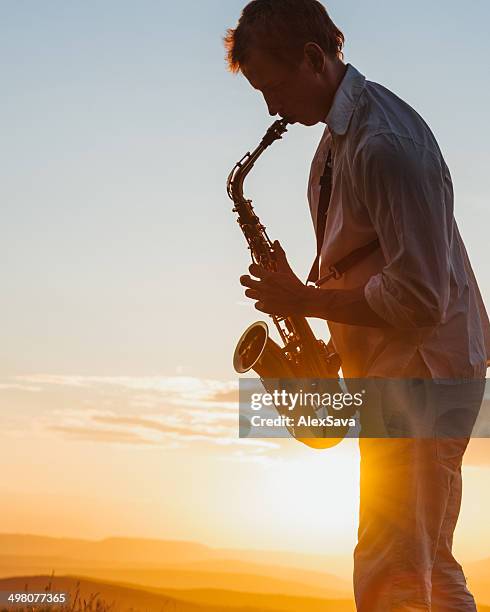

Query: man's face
left=241, top=46, right=327, bottom=126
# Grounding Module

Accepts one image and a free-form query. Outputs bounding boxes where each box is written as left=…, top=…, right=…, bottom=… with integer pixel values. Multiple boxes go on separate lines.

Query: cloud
left=208, top=388, right=240, bottom=403
left=0, top=383, right=43, bottom=392
left=0, top=374, right=283, bottom=458
left=92, top=414, right=235, bottom=438
left=49, top=417, right=278, bottom=452
left=5, top=374, right=489, bottom=463
left=14, top=374, right=237, bottom=399
left=50, top=425, right=156, bottom=445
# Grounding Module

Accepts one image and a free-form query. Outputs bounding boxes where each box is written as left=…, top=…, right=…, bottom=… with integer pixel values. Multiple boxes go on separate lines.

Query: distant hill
left=0, top=575, right=262, bottom=612
left=158, top=558, right=351, bottom=591
left=0, top=533, right=487, bottom=609
left=2, top=575, right=487, bottom=612
left=0, top=533, right=352, bottom=602
left=72, top=565, right=348, bottom=599
left=0, top=533, right=352, bottom=575
left=152, top=586, right=356, bottom=611
left=0, top=575, right=356, bottom=612
left=0, top=558, right=350, bottom=601
left=0, top=534, right=215, bottom=565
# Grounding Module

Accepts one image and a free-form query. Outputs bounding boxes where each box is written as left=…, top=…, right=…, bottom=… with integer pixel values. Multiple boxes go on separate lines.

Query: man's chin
left=282, top=116, right=319, bottom=127
left=297, top=118, right=319, bottom=127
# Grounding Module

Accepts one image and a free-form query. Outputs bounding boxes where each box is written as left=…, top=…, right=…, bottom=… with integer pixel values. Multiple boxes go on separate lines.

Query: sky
left=1, top=0, right=489, bottom=562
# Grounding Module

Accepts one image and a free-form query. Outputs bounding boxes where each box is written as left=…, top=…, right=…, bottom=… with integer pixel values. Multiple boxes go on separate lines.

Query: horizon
left=1, top=529, right=488, bottom=562
left=2, top=529, right=490, bottom=609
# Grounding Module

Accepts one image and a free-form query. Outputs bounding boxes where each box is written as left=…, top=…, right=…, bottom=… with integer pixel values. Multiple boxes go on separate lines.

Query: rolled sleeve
left=356, top=133, right=452, bottom=329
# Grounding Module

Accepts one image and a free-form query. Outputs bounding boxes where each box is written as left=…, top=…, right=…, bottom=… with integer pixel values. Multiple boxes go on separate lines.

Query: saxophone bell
left=233, top=321, right=295, bottom=377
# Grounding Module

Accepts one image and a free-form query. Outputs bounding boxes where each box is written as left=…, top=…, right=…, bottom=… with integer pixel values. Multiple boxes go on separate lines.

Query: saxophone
left=227, top=119, right=345, bottom=449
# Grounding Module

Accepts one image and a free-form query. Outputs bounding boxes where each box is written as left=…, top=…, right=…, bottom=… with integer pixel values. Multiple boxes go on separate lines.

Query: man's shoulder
left=350, top=78, right=442, bottom=159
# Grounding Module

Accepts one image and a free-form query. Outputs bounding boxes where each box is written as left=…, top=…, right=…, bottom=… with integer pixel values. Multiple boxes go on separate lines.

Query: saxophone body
left=227, top=119, right=345, bottom=449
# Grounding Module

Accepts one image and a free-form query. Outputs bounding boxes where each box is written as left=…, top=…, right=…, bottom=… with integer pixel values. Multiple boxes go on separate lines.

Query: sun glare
left=256, top=443, right=360, bottom=553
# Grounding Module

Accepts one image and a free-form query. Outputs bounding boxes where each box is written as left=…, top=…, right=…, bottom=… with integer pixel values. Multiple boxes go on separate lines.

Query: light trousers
left=353, top=366, right=485, bottom=611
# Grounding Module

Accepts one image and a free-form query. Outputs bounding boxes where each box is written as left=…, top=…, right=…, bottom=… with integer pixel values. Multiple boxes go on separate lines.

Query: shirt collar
left=325, top=64, right=366, bottom=136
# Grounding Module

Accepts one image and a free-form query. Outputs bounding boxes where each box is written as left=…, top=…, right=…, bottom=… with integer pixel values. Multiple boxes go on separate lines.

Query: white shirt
left=308, top=64, right=490, bottom=378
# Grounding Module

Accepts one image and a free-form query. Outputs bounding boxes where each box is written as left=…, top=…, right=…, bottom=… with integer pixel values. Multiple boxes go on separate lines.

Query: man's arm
left=241, top=250, right=390, bottom=327
left=303, top=284, right=390, bottom=327
left=241, top=134, right=451, bottom=329
left=355, top=133, right=451, bottom=328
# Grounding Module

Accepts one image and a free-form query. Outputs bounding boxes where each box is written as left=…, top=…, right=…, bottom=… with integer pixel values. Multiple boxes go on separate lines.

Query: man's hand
left=240, top=241, right=316, bottom=316
left=240, top=240, right=390, bottom=327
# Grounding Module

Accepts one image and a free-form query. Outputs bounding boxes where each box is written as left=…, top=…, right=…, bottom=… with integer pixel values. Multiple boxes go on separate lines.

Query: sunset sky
left=1, top=0, right=489, bottom=565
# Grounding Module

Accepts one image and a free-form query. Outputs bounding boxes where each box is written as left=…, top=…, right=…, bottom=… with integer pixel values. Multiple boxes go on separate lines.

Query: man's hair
left=224, top=0, right=344, bottom=73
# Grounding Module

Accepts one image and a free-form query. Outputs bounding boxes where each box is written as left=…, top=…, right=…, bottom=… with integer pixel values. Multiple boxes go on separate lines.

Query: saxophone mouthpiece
left=260, top=118, right=289, bottom=148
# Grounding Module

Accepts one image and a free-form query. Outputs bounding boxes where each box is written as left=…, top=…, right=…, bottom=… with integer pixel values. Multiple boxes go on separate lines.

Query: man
left=225, top=1, right=490, bottom=611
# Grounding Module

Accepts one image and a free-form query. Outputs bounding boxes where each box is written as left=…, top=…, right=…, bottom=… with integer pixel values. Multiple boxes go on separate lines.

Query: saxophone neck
left=227, top=119, right=288, bottom=203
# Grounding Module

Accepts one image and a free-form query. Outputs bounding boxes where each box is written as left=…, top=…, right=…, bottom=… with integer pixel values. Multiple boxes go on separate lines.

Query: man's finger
left=244, top=289, right=260, bottom=299
left=272, top=241, right=293, bottom=274
left=240, top=275, right=262, bottom=289
left=254, top=301, right=268, bottom=313
left=273, top=240, right=285, bottom=253
left=249, top=263, right=270, bottom=279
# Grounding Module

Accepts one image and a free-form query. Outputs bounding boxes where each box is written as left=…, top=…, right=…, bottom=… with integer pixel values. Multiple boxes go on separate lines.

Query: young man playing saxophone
left=225, top=1, right=490, bottom=610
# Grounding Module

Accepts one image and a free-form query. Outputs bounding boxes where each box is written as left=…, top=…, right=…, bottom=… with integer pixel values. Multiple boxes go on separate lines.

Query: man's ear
left=303, top=42, right=326, bottom=74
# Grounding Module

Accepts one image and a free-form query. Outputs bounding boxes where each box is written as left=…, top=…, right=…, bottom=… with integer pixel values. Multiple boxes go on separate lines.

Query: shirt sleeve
left=354, top=133, right=452, bottom=329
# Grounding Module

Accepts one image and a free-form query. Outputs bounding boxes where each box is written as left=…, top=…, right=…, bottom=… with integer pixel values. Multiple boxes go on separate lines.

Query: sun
left=252, top=440, right=360, bottom=554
